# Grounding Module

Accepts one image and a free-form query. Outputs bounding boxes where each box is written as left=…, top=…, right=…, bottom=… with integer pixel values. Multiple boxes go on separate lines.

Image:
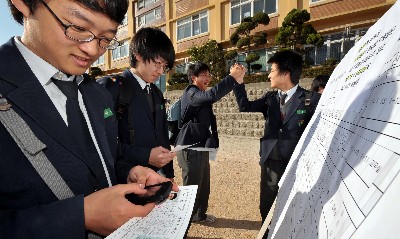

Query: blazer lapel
left=0, top=39, right=75, bottom=155
left=283, top=88, right=304, bottom=125
left=271, top=94, right=282, bottom=123
left=152, top=85, right=164, bottom=127
left=122, top=70, right=155, bottom=124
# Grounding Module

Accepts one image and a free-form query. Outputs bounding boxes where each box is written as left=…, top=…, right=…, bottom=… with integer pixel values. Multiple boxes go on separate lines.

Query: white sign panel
left=270, top=1, right=400, bottom=238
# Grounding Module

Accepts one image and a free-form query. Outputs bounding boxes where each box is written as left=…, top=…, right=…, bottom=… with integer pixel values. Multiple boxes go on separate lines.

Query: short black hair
left=267, top=50, right=303, bottom=85
left=311, top=75, right=329, bottom=92
left=187, top=62, right=210, bottom=84
left=129, top=27, right=175, bottom=70
left=8, top=0, right=129, bottom=25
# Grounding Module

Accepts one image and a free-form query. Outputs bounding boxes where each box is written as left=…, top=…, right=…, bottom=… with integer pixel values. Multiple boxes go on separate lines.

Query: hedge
left=301, top=66, right=336, bottom=78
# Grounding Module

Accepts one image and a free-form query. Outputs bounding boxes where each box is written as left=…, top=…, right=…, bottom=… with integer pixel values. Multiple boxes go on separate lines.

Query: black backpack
left=100, top=74, right=135, bottom=144
left=98, top=74, right=133, bottom=120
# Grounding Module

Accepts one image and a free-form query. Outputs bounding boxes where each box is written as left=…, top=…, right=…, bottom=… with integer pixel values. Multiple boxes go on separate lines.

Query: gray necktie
left=280, top=93, right=287, bottom=105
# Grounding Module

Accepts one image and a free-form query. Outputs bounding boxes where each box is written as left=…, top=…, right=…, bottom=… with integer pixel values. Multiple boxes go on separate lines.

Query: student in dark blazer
left=233, top=50, right=321, bottom=225
left=176, top=62, right=246, bottom=223
left=105, top=27, right=176, bottom=182
left=0, top=1, right=178, bottom=238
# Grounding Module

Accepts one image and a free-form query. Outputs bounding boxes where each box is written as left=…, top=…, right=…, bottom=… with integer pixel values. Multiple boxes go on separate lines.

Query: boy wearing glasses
left=105, top=27, right=177, bottom=183
left=0, top=1, right=178, bottom=238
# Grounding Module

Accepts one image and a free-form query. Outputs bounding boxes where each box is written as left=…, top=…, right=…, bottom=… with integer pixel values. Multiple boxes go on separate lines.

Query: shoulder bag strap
left=0, top=97, right=102, bottom=239
left=0, top=99, right=74, bottom=200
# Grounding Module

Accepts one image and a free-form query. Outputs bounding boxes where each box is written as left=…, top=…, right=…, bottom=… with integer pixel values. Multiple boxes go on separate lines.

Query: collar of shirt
left=278, top=84, right=299, bottom=104
left=13, top=38, right=112, bottom=187
left=130, top=69, right=150, bottom=90
left=14, top=37, right=83, bottom=85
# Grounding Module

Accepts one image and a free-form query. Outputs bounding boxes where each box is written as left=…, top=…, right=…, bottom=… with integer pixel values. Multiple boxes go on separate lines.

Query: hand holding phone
left=125, top=181, right=173, bottom=206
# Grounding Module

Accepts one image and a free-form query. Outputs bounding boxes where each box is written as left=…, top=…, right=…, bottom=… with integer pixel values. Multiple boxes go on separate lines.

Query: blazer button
left=279, top=129, right=283, bottom=132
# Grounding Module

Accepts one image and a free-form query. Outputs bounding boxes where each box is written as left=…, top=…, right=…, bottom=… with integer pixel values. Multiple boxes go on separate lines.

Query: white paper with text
left=106, top=185, right=197, bottom=239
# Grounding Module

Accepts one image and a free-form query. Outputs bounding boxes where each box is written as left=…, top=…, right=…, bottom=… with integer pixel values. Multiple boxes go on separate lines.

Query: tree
left=275, top=9, right=323, bottom=53
left=187, top=40, right=226, bottom=84
left=226, top=12, right=270, bottom=74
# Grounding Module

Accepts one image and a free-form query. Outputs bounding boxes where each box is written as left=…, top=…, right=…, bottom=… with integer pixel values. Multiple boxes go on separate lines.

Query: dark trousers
left=177, top=149, right=210, bottom=221
left=260, top=159, right=286, bottom=223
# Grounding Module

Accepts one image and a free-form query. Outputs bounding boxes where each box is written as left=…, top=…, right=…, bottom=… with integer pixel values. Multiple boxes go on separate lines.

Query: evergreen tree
left=226, top=12, right=270, bottom=74
left=275, top=9, right=323, bottom=53
left=187, top=40, right=226, bottom=84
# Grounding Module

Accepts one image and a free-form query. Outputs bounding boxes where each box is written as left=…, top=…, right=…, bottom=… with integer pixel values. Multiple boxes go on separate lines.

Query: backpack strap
left=106, top=75, right=135, bottom=145
left=115, top=75, right=132, bottom=120
left=180, top=85, right=200, bottom=127
left=0, top=95, right=74, bottom=200
left=304, top=91, right=313, bottom=114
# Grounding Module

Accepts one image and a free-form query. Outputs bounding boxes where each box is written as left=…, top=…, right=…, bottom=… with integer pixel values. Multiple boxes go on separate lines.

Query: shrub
left=250, top=64, right=262, bottom=71
left=322, top=58, right=338, bottom=67
left=243, top=74, right=269, bottom=84
left=168, top=73, right=187, bottom=85
left=167, top=83, right=188, bottom=91
left=302, top=66, right=336, bottom=78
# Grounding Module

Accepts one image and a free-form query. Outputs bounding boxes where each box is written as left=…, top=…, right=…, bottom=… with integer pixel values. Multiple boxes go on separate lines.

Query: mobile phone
left=125, top=181, right=173, bottom=206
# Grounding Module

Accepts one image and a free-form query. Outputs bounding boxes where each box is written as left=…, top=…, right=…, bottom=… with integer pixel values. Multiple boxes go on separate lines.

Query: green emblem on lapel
left=160, top=105, right=164, bottom=110
left=298, top=119, right=305, bottom=126
left=297, top=109, right=306, bottom=114
left=104, top=108, right=113, bottom=118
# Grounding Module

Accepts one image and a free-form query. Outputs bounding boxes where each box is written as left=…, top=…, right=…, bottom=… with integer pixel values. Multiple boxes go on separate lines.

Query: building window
left=138, top=0, right=160, bottom=9
left=231, top=0, right=277, bottom=25
left=92, top=54, right=105, bottom=65
left=305, top=28, right=366, bottom=66
left=112, top=40, right=129, bottom=60
left=177, top=11, right=208, bottom=41
left=138, top=7, right=162, bottom=27
left=311, top=0, right=324, bottom=2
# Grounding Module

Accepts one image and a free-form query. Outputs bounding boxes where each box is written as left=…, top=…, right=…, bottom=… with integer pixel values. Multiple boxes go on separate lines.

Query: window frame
left=112, top=40, right=129, bottom=60
left=137, top=6, right=162, bottom=27
left=92, top=54, right=105, bottom=65
left=176, top=10, right=209, bottom=41
left=230, top=0, right=277, bottom=26
left=137, top=0, right=160, bottom=9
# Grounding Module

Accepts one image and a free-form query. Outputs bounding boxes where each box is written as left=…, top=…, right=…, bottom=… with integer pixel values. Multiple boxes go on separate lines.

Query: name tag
left=297, top=109, right=306, bottom=114
left=104, top=108, right=113, bottom=118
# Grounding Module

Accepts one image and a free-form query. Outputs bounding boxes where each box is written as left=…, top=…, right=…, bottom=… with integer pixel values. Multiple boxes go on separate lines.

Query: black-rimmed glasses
left=153, top=59, right=170, bottom=73
left=40, top=0, right=120, bottom=50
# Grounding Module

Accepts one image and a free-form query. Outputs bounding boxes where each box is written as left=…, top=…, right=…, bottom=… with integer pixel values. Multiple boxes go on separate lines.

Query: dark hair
left=311, top=75, right=329, bottom=92
left=267, top=50, right=303, bottom=85
left=129, top=27, right=175, bottom=70
left=187, top=62, right=210, bottom=84
left=7, top=0, right=129, bottom=25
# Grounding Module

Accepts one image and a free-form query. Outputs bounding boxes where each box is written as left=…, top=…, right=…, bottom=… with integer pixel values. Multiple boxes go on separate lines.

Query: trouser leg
left=260, top=159, right=284, bottom=223
left=196, top=155, right=210, bottom=219
left=177, top=149, right=209, bottom=220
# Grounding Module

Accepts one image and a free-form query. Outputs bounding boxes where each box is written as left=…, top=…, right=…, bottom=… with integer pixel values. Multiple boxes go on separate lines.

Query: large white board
left=269, top=1, right=400, bottom=238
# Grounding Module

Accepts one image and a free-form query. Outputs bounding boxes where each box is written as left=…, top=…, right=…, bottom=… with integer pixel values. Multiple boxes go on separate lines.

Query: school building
left=91, top=0, right=395, bottom=91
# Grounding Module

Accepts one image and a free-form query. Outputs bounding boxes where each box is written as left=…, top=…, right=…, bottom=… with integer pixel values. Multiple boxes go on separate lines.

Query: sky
left=0, top=1, right=23, bottom=45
